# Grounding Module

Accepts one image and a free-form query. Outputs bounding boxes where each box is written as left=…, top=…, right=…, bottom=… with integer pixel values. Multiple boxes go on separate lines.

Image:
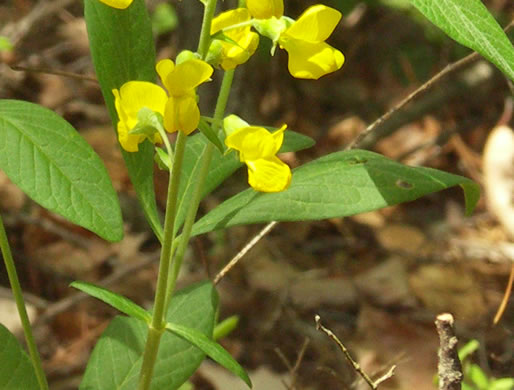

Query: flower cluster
left=101, top=0, right=345, bottom=193
left=113, top=58, right=213, bottom=152
left=209, top=0, right=344, bottom=80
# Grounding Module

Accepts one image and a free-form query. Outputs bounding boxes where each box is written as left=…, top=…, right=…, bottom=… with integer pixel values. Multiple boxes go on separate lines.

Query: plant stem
left=165, top=69, right=235, bottom=308
left=0, top=213, right=49, bottom=390
left=138, top=131, right=188, bottom=390
left=197, top=0, right=218, bottom=59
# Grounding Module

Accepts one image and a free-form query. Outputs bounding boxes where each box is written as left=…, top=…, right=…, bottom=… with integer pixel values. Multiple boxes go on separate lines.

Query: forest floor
left=0, top=1, right=513, bottom=389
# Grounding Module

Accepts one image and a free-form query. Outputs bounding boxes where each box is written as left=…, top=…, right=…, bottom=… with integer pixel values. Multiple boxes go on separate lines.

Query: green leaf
left=70, top=281, right=151, bottom=323
left=198, top=118, right=225, bottom=154
left=467, top=364, right=490, bottom=390
left=490, top=378, right=514, bottom=390
left=191, top=149, right=479, bottom=235
left=0, top=324, right=39, bottom=389
left=175, top=129, right=314, bottom=234
left=0, top=36, right=13, bottom=52
left=165, top=322, right=251, bottom=388
left=213, top=315, right=239, bottom=340
left=458, top=339, right=480, bottom=361
left=85, top=0, right=163, bottom=242
left=152, top=2, right=178, bottom=35
left=409, top=0, right=514, bottom=81
left=0, top=99, right=123, bottom=242
left=80, top=282, right=218, bottom=390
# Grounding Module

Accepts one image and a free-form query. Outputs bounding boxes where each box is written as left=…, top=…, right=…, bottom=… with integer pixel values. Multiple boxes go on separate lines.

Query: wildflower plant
left=0, top=0, right=512, bottom=389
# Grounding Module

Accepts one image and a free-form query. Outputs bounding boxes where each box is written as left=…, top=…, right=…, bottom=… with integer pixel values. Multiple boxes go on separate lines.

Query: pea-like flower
left=278, top=5, right=344, bottom=79
left=246, top=0, right=283, bottom=19
left=210, top=9, right=259, bottom=70
left=156, top=58, right=213, bottom=134
left=112, top=81, right=167, bottom=152
left=224, top=115, right=291, bottom=193
left=97, top=0, right=133, bottom=9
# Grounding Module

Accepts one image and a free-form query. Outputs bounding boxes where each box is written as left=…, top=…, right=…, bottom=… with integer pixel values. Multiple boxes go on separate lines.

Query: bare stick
left=493, top=263, right=514, bottom=325
left=213, top=221, right=277, bottom=284
left=10, top=65, right=98, bottom=83
left=435, top=313, right=463, bottom=390
left=315, top=315, right=395, bottom=389
left=346, top=19, right=514, bottom=151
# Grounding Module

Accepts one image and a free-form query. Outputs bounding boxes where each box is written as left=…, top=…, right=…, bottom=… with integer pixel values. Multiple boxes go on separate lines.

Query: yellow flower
left=278, top=5, right=344, bottom=79
left=156, top=58, right=213, bottom=134
left=112, top=81, right=167, bottom=152
left=225, top=118, right=291, bottom=193
left=246, top=0, right=283, bottom=19
left=98, top=0, right=133, bottom=9
left=211, top=9, right=259, bottom=70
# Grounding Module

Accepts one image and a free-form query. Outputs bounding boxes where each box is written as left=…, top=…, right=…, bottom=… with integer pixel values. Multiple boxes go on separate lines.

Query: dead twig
left=274, top=338, right=310, bottom=390
left=346, top=19, right=514, bottom=151
left=9, top=65, right=97, bottom=83
left=493, top=263, right=514, bottom=325
left=435, top=313, right=463, bottom=390
left=213, top=221, right=277, bottom=284
left=315, top=315, right=395, bottom=389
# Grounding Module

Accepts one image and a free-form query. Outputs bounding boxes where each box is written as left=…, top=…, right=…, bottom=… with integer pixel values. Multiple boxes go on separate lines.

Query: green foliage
left=165, top=322, right=251, bottom=387
left=213, top=315, right=239, bottom=340
left=84, top=0, right=164, bottom=242
left=0, top=100, right=123, bottom=242
left=0, top=36, right=13, bottom=52
left=458, top=340, right=514, bottom=390
left=191, top=149, right=479, bottom=236
left=80, top=282, right=218, bottom=390
left=409, top=0, right=514, bottom=81
left=0, top=324, right=39, bottom=389
left=152, top=2, right=179, bottom=35
left=174, top=128, right=314, bottom=234
left=70, top=281, right=151, bottom=323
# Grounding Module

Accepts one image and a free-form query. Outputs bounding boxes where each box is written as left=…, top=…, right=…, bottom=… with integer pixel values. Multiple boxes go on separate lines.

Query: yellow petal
left=117, top=120, right=142, bottom=152
left=225, top=126, right=284, bottom=161
left=117, top=81, right=168, bottom=117
left=163, top=59, right=213, bottom=97
left=283, top=5, right=341, bottom=43
left=98, top=0, right=133, bottom=9
left=156, top=59, right=175, bottom=87
left=281, top=40, right=344, bottom=79
left=112, top=81, right=168, bottom=151
left=246, top=156, right=291, bottom=192
left=246, top=0, right=284, bottom=19
left=211, top=9, right=251, bottom=34
left=220, top=31, right=259, bottom=70
left=177, top=95, right=200, bottom=134
left=163, top=95, right=200, bottom=134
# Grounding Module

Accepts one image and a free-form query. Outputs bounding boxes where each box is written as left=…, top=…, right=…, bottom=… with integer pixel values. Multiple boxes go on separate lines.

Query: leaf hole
left=396, top=179, right=413, bottom=189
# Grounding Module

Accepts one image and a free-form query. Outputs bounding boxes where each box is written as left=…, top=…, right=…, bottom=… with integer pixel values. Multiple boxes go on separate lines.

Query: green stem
left=0, top=213, right=49, bottom=390
left=197, top=0, right=218, bottom=58
left=138, top=131, right=188, bottom=390
left=164, top=69, right=235, bottom=308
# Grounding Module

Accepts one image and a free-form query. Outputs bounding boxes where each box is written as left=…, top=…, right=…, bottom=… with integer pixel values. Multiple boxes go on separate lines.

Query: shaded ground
left=0, top=1, right=513, bottom=389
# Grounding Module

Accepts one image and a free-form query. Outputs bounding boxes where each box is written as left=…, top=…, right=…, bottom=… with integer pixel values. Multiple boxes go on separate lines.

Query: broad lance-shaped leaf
left=175, top=128, right=314, bottom=234
left=0, top=100, right=123, bottom=242
left=191, top=150, right=480, bottom=235
left=0, top=324, right=39, bottom=389
left=409, top=0, right=514, bottom=81
left=80, top=282, right=218, bottom=390
left=70, top=281, right=151, bottom=323
left=165, top=322, right=251, bottom=388
left=85, top=0, right=164, bottom=242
